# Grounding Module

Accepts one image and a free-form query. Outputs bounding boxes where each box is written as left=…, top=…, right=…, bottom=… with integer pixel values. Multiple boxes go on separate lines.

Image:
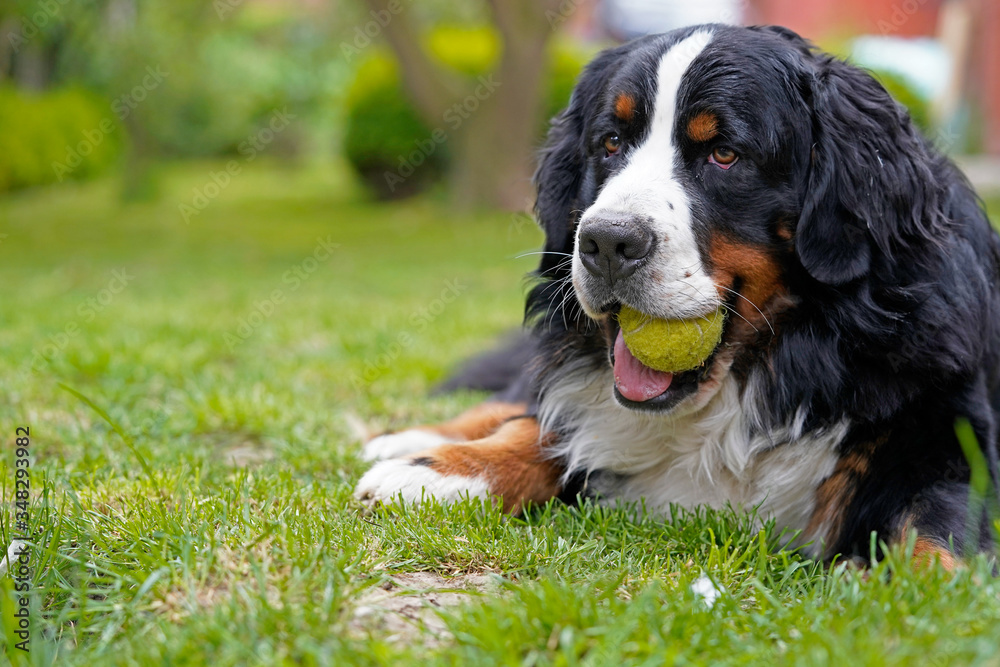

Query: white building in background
left=599, top=0, right=745, bottom=39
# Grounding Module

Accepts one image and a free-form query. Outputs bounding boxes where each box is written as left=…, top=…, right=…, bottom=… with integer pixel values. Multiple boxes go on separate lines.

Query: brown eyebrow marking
left=687, top=111, right=719, bottom=142
left=614, top=93, right=636, bottom=121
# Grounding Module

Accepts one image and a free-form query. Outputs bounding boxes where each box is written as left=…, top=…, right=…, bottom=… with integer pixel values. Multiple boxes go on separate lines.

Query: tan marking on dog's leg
left=423, top=401, right=529, bottom=441
left=363, top=402, right=530, bottom=461
left=804, top=440, right=881, bottom=558
left=911, top=537, right=959, bottom=571
left=413, top=417, right=562, bottom=514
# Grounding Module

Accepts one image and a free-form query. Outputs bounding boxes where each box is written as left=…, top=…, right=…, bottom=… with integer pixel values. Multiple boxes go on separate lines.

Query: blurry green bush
left=343, top=27, right=589, bottom=199
left=39, top=1, right=351, bottom=166
left=0, top=87, right=122, bottom=192
left=345, top=53, right=448, bottom=198
left=121, top=31, right=312, bottom=159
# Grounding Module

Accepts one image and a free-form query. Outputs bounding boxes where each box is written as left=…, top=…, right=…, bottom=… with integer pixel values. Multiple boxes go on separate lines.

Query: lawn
left=1, top=161, right=999, bottom=666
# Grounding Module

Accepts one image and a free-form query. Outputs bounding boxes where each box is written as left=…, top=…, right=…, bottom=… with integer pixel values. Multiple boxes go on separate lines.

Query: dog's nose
left=578, top=219, right=655, bottom=284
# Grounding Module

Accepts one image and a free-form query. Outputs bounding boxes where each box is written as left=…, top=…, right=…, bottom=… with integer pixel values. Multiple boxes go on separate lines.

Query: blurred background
left=1, top=0, right=998, bottom=208
left=2, top=0, right=999, bottom=421
left=4, top=3, right=1000, bottom=659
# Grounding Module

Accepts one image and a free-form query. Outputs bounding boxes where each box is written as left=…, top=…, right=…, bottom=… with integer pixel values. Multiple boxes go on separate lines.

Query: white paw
left=363, top=430, right=455, bottom=461
left=354, top=458, right=490, bottom=506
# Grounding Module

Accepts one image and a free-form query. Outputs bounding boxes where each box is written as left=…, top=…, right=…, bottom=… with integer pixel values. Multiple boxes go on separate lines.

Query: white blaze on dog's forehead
left=621, top=29, right=714, bottom=231
left=649, top=30, right=714, bottom=140
left=574, top=30, right=717, bottom=320
left=594, top=30, right=713, bottom=208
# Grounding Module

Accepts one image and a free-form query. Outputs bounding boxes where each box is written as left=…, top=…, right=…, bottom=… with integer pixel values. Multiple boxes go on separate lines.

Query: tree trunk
left=448, top=0, right=559, bottom=210
left=361, top=0, right=461, bottom=122
left=361, top=0, right=563, bottom=210
left=12, top=42, right=49, bottom=91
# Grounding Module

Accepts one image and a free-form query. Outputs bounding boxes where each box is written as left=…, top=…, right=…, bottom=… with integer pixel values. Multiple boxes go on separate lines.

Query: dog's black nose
left=578, top=219, right=655, bottom=284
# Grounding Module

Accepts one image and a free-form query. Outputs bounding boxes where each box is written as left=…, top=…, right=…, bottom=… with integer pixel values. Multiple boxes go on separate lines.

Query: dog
left=356, top=24, right=1000, bottom=567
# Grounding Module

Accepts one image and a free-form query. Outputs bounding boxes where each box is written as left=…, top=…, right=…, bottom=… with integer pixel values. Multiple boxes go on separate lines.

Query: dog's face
left=535, top=25, right=922, bottom=416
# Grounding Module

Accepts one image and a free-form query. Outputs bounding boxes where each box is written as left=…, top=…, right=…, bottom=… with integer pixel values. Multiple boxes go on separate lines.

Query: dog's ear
left=533, top=106, right=584, bottom=278
left=533, top=49, right=621, bottom=278
left=796, top=54, right=935, bottom=285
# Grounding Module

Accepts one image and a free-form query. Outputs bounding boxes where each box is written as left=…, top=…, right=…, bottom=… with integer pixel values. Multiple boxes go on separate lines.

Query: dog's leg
left=362, top=401, right=527, bottom=461
left=804, top=430, right=980, bottom=570
left=355, top=416, right=563, bottom=513
left=907, top=534, right=959, bottom=571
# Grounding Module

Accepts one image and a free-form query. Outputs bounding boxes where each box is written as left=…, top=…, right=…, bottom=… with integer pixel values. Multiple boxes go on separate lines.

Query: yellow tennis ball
left=617, top=305, right=726, bottom=373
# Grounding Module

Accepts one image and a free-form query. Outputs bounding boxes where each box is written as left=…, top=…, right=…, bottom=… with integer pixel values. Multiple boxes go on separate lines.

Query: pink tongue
left=613, top=329, right=674, bottom=402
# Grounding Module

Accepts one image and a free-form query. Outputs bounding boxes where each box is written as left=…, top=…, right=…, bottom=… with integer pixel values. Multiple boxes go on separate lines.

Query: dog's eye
left=603, top=134, right=621, bottom=156
left=709, top=146, right=738, bottom=168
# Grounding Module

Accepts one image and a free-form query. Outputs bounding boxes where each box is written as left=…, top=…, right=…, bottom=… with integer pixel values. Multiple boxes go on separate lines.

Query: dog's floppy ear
left=796, top=54, right=935, bottom=285
left=533, top=49, right=621, bottom=278
left=533, top=104, right=584, bottom=278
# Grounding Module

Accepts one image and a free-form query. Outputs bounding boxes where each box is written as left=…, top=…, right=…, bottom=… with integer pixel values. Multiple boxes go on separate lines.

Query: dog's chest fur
left=539, top=364, right=848, bottom=540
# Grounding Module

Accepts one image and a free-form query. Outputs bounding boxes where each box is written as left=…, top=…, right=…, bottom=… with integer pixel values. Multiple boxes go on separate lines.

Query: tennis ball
left=617, top=305, right=726, bottom=372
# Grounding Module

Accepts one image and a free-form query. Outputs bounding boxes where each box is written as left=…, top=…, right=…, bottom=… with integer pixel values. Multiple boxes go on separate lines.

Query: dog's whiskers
left=678, top=279, right=760, bottom=334
left=515, top=251, right=574, bottom=260
left=715, top=285, right=776, bottom=335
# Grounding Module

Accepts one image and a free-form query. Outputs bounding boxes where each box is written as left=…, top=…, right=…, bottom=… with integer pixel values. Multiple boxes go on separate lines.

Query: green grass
left=0, top=163, right=999, bottom=666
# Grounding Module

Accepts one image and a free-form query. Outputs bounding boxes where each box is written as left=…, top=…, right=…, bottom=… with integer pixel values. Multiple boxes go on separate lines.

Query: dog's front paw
left=362, top=430, right=455, bottom=461
left=354, top=457, right=490, bottom=507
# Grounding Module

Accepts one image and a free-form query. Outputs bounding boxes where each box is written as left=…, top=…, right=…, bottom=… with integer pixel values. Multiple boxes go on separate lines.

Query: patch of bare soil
left=349, top=572, right=499, bottom=646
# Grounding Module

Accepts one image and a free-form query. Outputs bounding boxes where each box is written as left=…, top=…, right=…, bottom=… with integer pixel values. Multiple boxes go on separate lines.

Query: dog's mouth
left=600, top=303, right=729, bottom=413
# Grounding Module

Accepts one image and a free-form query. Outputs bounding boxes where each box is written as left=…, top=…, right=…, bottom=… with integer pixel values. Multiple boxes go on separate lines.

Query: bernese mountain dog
left=356, top=24, right=1000, bottom=567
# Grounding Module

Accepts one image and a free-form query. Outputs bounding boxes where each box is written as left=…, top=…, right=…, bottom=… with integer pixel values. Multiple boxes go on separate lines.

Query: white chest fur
left=538, top=364, right=847, bottom=540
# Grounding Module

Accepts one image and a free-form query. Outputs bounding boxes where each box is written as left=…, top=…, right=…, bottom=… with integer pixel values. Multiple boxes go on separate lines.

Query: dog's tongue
left=613, top=329, right=673, bottom=402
